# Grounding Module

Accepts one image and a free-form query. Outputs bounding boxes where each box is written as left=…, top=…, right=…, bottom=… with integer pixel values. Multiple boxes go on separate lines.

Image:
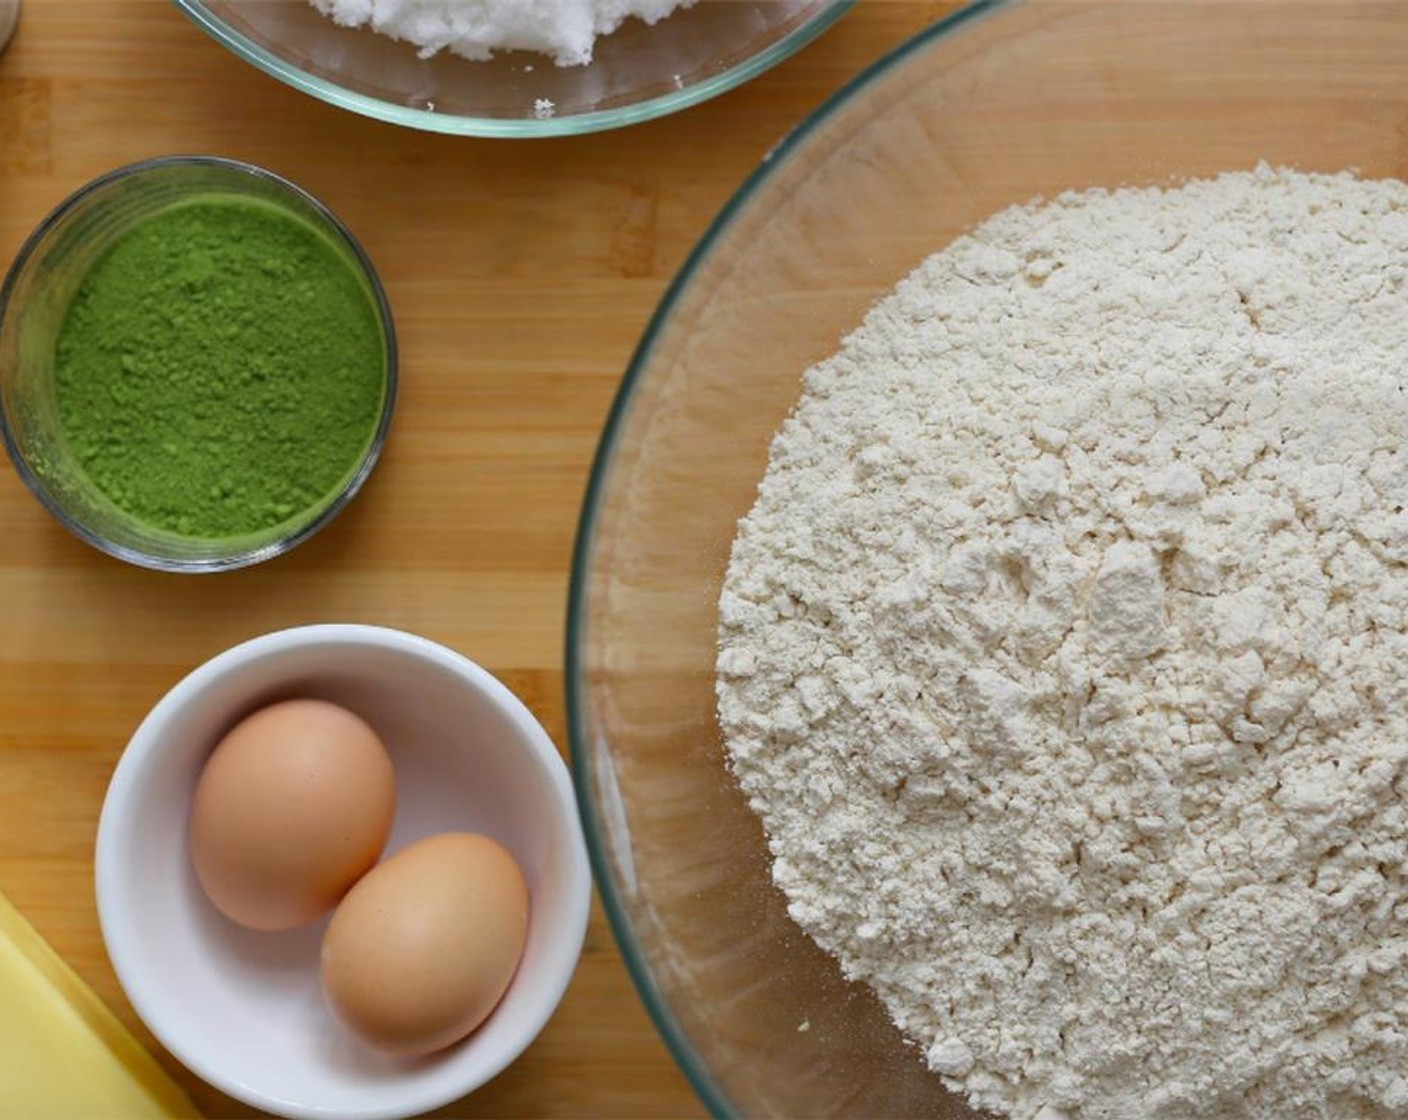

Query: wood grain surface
left=0, top=1, right=958, bottom=1116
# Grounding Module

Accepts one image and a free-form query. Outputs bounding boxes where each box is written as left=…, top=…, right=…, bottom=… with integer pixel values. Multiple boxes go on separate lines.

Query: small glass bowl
left=175, top=0, right=854, bottom=138
left=0, top=156, right=397, bottom=573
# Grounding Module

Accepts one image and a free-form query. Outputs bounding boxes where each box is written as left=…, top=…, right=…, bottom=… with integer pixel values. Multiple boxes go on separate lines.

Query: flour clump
left=717, top=166, right=1408, bottom=1119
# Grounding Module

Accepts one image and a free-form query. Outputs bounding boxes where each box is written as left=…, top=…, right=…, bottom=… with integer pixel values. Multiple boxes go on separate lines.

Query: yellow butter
left=0, top=891, right=197, bottom=1119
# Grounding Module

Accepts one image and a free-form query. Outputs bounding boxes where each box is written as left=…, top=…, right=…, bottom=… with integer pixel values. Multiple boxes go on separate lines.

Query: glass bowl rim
left=0, top=153, right=399, bottom=574
left=565, top=1, right=1008, bottom=1115
left=174, top=0, right=857, bottom=138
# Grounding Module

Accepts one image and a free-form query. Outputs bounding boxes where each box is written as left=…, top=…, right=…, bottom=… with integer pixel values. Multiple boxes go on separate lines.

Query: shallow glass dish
left=567, top=1, right=1408, bottom=1115
left=174, top=0, right=853, bottom=138
left=0, top=156, right=396, bottom=573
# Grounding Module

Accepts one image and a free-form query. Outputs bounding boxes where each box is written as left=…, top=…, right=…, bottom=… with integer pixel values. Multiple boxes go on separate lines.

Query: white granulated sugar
left=309, top=0, right=692, bottom=67
left=717, top=165, right=1408, bottom=1120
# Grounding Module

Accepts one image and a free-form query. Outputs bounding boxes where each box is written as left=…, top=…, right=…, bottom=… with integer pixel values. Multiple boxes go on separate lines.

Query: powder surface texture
left=309, top=0, right=692, bottom=67
left=55, top=197, right=386, bottom=540
left=717, top=166, right=1408, bottom=1120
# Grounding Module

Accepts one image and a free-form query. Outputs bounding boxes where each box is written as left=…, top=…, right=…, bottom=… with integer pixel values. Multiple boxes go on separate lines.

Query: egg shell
left=189, top=698, right=396, bottom=931
left=320, top=832, right=530, bottom=1058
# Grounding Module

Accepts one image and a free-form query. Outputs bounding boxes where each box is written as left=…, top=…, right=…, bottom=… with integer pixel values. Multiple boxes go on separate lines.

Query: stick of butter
left=0, top=890, right=197, bottom=1119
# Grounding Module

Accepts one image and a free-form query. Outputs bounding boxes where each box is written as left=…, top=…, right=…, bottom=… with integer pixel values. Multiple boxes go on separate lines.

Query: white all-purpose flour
left=717, top=167, right=1408, bottom=1119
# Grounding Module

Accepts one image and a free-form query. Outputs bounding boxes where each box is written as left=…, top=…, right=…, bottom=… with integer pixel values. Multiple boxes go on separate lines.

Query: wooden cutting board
left=0, top=2, right=956, bottom=1115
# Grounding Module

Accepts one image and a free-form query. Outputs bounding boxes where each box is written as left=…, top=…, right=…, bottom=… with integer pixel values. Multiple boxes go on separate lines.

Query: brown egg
left=189, top=698, right=395, bottom=931
left=321, top=832, right=530, bottom=1057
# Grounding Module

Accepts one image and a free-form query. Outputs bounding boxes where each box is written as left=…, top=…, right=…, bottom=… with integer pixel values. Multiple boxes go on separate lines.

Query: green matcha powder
left=55, top=196, right=386, bottom=540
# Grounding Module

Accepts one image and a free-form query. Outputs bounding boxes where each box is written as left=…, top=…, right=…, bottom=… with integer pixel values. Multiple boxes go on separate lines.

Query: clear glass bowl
left=174, top=0, right=854, bottom=138
left=0, top=156, right=396, bottom=573
left=567, top=1, right=1408, bottom=1115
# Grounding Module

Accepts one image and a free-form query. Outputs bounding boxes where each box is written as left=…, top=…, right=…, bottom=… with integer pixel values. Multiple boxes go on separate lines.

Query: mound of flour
left=310, top=0, right=691, bottom=66
left=717, top=165, right=1408, bottom=1120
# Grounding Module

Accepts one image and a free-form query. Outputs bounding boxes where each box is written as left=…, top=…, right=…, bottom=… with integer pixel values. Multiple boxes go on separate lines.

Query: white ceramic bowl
left=95, top=624, right=590, bottom=1120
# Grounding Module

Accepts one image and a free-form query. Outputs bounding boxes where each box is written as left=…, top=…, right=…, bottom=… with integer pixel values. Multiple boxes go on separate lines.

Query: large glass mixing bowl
left=568, top=2, right=1408, bottom=1115
left=175, top=0, right=852, bottom=137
